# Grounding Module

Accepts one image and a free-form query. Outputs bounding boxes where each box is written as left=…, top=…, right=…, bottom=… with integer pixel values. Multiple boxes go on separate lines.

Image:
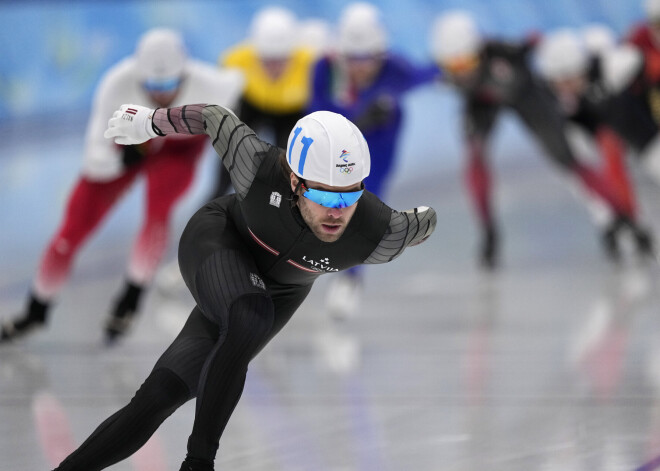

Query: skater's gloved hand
left=354, top=95, right=396, bottom=131
left=104, top=104, right=159, bottom=145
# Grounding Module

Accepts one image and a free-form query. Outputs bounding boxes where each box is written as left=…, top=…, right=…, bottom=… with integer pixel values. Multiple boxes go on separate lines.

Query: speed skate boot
left=104, top=280, right=144, bottom=344
left=631, top=225, right=655, bottom=260
left=601, top=219, right=623, bottom=262
left=0, top=294, right=49, bottom=343
left=479, top=225, right=499, bottom=270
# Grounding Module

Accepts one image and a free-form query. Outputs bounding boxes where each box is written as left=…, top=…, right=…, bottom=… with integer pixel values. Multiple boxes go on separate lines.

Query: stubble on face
left=291, top=174, right=360, bottom=243
left=297, top=196, right=353, bottom=242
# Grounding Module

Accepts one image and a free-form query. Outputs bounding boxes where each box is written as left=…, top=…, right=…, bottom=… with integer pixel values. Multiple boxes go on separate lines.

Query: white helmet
left=601, top=45, right=644, bottom=94
left=287, top=111, right=370, bottom=187
left=134, top=28, right=187, bottom=83
left=250, top=6, right=297, bottom=59
left=536, top=29, right=588, bottom=81
left=430, top=10, right=482, bottom=63
left=646, top=0, right=660, bottom=20
left=338, top=2, right=388, bottom=56
left=582, top=23, right=617, bottom=55
left=299, top=18, right=332, bottom=54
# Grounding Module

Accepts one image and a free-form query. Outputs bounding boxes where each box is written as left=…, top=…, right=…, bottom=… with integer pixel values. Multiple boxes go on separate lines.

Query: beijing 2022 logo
left=336, top=149, right=355, bottom=174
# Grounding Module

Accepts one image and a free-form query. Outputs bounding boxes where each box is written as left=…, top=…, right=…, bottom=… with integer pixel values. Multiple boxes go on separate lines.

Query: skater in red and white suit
left=627, top=0, right=660, bottom=102
left=0, top=28, right=244, bottom=343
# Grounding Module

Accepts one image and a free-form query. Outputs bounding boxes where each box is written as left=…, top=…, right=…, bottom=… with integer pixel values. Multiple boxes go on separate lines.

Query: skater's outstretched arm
left=104, top=104, right=271, bottom=199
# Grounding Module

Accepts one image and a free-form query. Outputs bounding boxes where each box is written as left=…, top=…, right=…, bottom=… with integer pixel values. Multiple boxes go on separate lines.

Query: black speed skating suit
left=54, top=104, right=436, bottom=471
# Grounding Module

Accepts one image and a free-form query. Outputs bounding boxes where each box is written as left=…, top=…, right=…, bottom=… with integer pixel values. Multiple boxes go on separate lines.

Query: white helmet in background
left=287, top=111, right=370, bottom=187
left=250, top=6, right=298, bottom=59
left=430, top=10, right=482, bottom=63
left=601, top=45, right=644, bottom=94
left=338, top=2, right=388, bottom=56
left=536, top=29, right=588, bottom=81
left=299, top=18, right=332, bottom=55
left=646, top=0, right=660, bottom=20
left=582, top=23, right=617, bottom=56
left=134, top=28, right=187, bottom=83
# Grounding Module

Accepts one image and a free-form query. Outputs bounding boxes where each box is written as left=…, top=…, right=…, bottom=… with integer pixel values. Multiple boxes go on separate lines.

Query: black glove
left=121, top=144, right=146, bottom=168
left=354, top=95, right=396, bottom=132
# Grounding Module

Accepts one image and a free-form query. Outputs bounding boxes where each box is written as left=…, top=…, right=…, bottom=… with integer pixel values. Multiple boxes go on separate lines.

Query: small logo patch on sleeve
left=269, top=191, right=282, bottom=208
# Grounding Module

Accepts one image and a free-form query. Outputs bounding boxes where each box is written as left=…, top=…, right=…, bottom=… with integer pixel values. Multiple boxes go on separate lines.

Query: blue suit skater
left=308, top=2, right=440, bottom=320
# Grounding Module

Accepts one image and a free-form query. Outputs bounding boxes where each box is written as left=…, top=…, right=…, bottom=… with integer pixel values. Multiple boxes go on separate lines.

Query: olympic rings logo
left=339, top=167, right=354, bottom=174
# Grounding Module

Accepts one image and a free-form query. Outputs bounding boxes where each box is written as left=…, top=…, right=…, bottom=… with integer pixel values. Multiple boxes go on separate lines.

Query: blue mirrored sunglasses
left=301, top=182, right=364, bottom=208
left=143, top=77, right=182, bottom=93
